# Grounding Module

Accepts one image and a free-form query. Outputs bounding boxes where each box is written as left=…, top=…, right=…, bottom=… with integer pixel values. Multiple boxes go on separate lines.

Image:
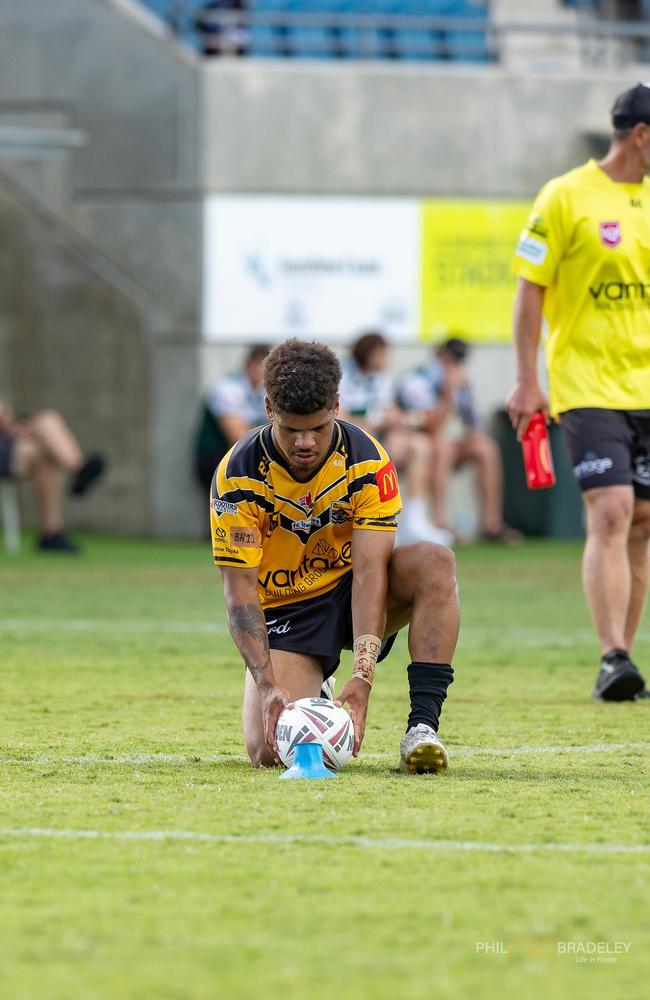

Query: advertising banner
left=420, top=199, right=530, bottom=343
left=203, top=196, right=419, bottom=343
left=203, top=196, right=529, bottom=344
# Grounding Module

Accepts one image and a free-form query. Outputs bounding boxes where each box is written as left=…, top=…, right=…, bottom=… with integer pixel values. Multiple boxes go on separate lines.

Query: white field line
left=0, top=826, right=647, bottom=855
left=1, top=742, right=648, bottom=767
left=0, top=619, right=621, bottom=646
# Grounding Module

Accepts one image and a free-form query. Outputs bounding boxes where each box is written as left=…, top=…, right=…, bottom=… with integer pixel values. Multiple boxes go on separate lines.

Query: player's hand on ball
left=336, top=677, right=370, bottom=757
left=260, top=684, right=292, bottom=764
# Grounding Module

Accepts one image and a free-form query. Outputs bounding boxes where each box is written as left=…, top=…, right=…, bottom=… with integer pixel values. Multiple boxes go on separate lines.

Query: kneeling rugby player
left=211, top=338, right=460, bottom=772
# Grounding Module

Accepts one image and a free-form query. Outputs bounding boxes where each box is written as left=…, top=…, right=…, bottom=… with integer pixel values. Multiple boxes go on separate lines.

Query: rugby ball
left=276, top=697, right=355, bottom=771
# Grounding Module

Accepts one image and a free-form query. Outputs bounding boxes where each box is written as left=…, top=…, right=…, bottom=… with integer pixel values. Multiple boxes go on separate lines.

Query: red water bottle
left=521, top=412, right=556, bottom=489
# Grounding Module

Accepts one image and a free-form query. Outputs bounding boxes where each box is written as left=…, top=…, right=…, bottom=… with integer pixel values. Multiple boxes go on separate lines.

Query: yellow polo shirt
left=513, top=159, right=650, bottom=416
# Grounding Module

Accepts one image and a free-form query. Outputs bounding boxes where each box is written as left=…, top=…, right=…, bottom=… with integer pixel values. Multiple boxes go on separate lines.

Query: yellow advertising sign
left=420, top=200, right=530, bottom=343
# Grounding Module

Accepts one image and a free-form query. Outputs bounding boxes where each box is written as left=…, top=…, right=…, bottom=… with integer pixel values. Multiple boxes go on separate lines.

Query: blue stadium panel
left=337, top=0, right=391, bottom=59
left=390, top=0, right=447, bottom=61
left=248, top=0, right=289, bottom=57
left=444, top=0, right=490, bottom=62
left=285, top=0, right=337, bottom=58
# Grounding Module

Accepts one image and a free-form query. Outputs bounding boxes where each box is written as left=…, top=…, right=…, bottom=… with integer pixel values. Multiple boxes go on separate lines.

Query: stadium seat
left=336, top=0, right=391, bottom=60
left=444, top=0, right=490, bottom=62
left=248, top=0, right=290, bottom=57
left=285, top=0, right=338, bottom=58
left=1, top=480, right=21, bottom=554
left=390, top=1, right=447, bottom=61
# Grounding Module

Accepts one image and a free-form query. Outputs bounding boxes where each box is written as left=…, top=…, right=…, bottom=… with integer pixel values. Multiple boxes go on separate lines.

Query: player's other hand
left=336, top=677, right=371, bottom=757
left=505, top=381, right=549, bottom=440
left=259, top=684, right=292, bottom=765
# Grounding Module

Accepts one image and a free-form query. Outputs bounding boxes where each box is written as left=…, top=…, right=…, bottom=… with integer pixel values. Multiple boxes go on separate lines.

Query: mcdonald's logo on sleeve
left=377, top=460, right=399, bottom=502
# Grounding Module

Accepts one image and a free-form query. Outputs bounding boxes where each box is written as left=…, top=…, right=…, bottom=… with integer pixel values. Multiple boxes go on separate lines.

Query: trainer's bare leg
left=624, top=497, right=650, bottom=652
left=385, top=541, right=459, bottom=663
left=242, top=650, right=324, bottom=767
left=11, top=436, right=65, bottom=535
left=28, top=410, right=83, bottom=472
left=582, top=485, right=634, bottom=653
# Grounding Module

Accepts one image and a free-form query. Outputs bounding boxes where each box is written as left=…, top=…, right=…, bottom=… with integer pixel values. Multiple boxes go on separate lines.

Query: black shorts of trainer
left=0, top=432, right=14, bottom=479
left=559, top=408, right=650, bottom=499
left=264, top=571, right=397, bottom=680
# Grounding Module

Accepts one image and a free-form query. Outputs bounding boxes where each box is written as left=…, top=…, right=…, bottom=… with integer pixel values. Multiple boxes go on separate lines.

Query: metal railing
left=142, top=2, right=650, bottom=66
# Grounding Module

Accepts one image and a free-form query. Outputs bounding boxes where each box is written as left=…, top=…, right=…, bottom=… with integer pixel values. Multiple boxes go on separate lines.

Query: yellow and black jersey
left=211, top=420, right=401, bottom=609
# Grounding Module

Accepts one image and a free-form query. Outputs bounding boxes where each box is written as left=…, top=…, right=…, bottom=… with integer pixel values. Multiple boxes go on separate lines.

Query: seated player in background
left=397, top=337, right=521, bottom=543
left=195, top=344, right=270, bottom=492
left=211, top=338, right=459, bottom=773
left=0, top=400, right=105, bottom=552
left=338, top=331, right=452, bottom=545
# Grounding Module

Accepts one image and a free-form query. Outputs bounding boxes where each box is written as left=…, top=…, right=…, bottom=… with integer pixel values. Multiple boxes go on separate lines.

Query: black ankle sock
left=406, top=662, right=454, bottom=733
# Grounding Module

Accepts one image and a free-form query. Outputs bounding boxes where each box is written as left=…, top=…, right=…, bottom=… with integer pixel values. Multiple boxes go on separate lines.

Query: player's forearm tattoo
left=228, top=603, right=268, bottom=642
left=227, top=602, right=272, bottom=685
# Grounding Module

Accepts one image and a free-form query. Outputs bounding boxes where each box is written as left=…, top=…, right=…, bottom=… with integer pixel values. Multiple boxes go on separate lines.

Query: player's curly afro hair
left=263, top=339, right=342, bottom=415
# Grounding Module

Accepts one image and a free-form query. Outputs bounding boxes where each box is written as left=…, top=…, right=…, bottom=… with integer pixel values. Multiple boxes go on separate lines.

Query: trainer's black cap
left=611, top=82, right=650, bottom=129
left=439, top=337, right=469, bottom=361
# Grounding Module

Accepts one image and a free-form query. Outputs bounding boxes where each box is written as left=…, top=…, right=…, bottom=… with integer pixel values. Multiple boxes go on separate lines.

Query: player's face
left=267, top=401, right=339, bottom=481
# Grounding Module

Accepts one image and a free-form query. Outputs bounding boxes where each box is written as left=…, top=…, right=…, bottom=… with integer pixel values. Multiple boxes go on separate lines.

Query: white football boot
left=399, top=724, right=448, bottom=774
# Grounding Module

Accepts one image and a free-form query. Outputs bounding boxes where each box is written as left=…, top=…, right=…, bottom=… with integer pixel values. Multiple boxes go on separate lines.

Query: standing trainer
left=507, top=83, right=650, bottom=701
left=211, top=338, right=459, bottom=771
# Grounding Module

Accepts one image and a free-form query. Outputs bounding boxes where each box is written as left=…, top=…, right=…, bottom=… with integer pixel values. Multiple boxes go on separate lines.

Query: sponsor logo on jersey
left=211, top=498, right=238, bottom=516
left=266, top=618, right=291, bottom=635
left=377, top=460, right=399, bottom=502
left=516, top=234, right=548, bottom=265
left=589, top=281, right=650, bottom=301
left=298, top=490, right=313, bottom=512
left=259, top=542, right=352, bottom=593
left=527, top=215, right=548, bottom=239
left=330, top=501, right=353, bottom=524
left=291, top=516, right=320, bottom=536
left=214, top=526, right=227, bottom=541
left=599, top=221, right=621, bottom=248
left=633, top=456, right=650, bottom=486
left=573, top=453, right=614, bottom=480
left=230, top=526, right=260, bottom=548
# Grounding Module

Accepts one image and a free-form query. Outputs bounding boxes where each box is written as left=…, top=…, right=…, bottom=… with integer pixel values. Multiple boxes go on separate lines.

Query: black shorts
left=0, top=432, right=14, bottom=479
left=264, top=571, right=397, bottom=680
left=559, top=408, right=650, bottom=498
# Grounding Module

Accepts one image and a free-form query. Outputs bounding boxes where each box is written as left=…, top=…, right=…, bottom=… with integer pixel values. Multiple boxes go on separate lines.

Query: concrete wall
left=200, top=62, right=627, bottom=197
left=0, top=173, right=152, bottom=535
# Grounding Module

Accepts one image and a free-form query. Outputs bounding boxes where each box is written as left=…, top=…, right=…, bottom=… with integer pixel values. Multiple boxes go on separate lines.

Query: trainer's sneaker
left=37, top=531, right=80, bottom=554
left=320, top=675, right=336, bottom=701
left=592, top=648, right=645, bottom=702
left=399, top=724, right=448, bottom=774
left=634, top=687, right=650, bottom=700
left=70, top=452, right=106, bottom=496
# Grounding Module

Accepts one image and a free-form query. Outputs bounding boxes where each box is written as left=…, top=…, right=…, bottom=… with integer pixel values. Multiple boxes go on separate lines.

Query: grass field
left=1, top=536, right=648, bottom=999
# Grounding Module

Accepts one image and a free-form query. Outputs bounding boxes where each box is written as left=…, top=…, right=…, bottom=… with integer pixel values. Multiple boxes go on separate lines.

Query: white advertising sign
left=202, top=196, right=419, bottom=343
